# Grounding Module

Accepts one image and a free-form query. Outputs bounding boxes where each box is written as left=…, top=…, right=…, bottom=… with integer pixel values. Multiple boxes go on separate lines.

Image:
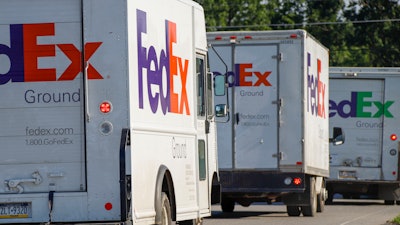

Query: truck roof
left=207, top=29, right=327, bottom=50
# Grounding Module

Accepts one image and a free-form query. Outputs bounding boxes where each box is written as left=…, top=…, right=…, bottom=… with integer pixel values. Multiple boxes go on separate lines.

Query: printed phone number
left=25, top=138, right=73, bottom=146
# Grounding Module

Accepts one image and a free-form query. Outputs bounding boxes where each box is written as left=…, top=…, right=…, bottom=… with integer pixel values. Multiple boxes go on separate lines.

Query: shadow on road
left=210, top=210, right=287, bottom=219
left=209, top=199, right=389, bottom=219
left=329, top=199, right=388, bottom=206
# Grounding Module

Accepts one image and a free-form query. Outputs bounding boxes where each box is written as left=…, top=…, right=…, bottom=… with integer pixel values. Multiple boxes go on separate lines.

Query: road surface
left=203, top=199, right=400, bottom=225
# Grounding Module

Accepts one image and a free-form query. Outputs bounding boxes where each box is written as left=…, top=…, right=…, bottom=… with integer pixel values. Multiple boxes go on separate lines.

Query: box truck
left=328, top=67, right=400, bottom=204
left=0, top=0, right=222, bottom=224
left=208, top=30, right=344, bottom=217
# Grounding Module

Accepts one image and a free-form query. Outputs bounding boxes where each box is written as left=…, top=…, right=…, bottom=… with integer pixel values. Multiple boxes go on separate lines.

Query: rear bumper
left=219, top=170, right=306, bottom=195
left=326, top=179, right=400, bottom=200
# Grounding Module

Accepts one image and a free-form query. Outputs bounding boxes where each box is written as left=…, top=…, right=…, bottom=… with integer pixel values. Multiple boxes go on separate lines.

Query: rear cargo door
left=329, top=79, right=384, bottom=176
left=0, top=0, right=86, bottom=194
left=233, top=44, right=279, bottom=169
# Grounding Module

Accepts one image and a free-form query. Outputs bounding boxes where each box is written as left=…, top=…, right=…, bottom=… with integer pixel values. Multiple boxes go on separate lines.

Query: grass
left=391, top=215, right=400, bottom=224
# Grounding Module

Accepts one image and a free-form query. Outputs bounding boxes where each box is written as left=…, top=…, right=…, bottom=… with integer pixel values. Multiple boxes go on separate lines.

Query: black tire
left=179, top=219, right=202, bottom=225
left=161, top=193, right=172, bottom=225
left=317, top=193, right=325, bottom=212
left=326, top=186, right=334, bottom=205
left=326, top=192, right=334, bottom=205
left=179, top=220, right=194, bottom=225
left=287, top=206, right=301, bottom=216
left=221, top=197, right=235, bottom=213
left=302, top=177, right=317, bottom=217
left=385, top=200, right=395, bottom=205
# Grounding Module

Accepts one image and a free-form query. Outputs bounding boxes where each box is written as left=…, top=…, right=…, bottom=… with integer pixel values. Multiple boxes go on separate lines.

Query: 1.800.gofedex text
left=25, top=137, right=73, bottom=146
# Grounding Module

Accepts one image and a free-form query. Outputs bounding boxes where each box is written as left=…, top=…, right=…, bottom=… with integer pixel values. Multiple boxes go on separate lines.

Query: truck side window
left=214, top=75, right=226, bottom=96
left=196, top=56, right=206, bottom=117
left=206, top=66, right=213, bottom=116
left=198, top=140, right=206, bottom=180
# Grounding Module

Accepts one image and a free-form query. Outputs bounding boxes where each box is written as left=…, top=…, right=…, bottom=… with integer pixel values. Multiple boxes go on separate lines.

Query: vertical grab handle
left=236, top=112, right=240, bottom=125
left=84, top=62, right=90, bottom=122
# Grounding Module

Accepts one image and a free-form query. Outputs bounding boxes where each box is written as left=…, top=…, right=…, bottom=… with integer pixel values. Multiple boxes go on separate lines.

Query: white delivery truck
left=0, top=0, right=222, bottom=224
left=208, top=30, right=344, bottom=217
left=328, top=67, right=400, bottom=204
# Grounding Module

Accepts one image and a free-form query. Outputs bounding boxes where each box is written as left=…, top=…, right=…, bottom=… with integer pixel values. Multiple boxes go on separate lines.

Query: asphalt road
left=203, top=199, right=400, bottom=225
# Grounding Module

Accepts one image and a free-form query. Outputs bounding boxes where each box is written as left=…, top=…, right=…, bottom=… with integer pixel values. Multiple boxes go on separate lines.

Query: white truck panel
left=83, top=0, right=129, bottom=221
left=302, top=35, right=329, bottom=175
left=0, top=0, right=85, bottom=194
left=233, top=44, right=279, bottom=169
left=129, top=0, right=196, bottom=132
left=276, top=37, right=303, bottom=167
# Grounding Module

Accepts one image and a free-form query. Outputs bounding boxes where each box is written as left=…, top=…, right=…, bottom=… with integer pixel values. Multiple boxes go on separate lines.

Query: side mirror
left=330, top=127, right=345, bottom=146
left=215, top=104, right=228, bottom=117
left=214, top=74, right=226, bottom=96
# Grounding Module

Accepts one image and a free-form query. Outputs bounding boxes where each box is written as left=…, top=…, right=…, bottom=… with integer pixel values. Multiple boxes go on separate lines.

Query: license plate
left=0, top=202, right=32, bottom=219
left=339, top=170, right=357, bottom=179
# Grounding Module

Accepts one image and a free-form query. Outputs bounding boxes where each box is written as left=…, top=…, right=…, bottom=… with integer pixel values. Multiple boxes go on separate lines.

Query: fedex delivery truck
left=328, top=67, right=400, bottom=204
left=0, top=0, right=222, bottom=224
left=208, top=30, right=344, bottom=217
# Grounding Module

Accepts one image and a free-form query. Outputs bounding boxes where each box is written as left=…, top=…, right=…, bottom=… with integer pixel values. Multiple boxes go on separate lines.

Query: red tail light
left=293, top=177, right=302, bottom=186
left=100, top=101, right=112, bottom=113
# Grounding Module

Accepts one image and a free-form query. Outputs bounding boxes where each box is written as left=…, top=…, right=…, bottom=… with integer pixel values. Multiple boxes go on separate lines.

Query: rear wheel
left=161, top=193, right=172, bottom=225
left=179, top=219, right=203, bottom=225
left=287, top=206, right=301, bottom=216
left=302, top=177, right=317, bottom=217
left=385, top=200, right=395, bottom=205
left=317, top=182, right=326, bottom=212
left=317, top=193, right=325, bottom=212
left=221, top=197, right=235, bottom=212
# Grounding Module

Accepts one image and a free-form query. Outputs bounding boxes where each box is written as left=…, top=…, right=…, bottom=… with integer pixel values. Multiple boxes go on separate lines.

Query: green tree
left=195, top=0, right=400, bottom=66
left=197, top=0, right=273, bottom=31
left=270, top=0, right=306, bottom=29
left=343, top=0, right=400, bottom=66
left=303, top=0, right=352, bottom=66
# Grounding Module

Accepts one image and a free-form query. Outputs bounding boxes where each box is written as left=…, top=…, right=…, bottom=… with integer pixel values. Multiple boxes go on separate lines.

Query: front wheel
left=161, top=193, right=172, bottom=225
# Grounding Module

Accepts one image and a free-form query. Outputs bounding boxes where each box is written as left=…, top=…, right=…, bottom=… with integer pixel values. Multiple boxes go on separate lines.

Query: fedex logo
left=137, top=9, right=190, bottom=115
left=234, top=63, right=272, bottom=87
left=0, top=23, right=103, bottom=85
left=307, top=53, right=326, bottom=118
left=329, top=92, right=394, bottom=118
left=213, top=63, right=272, bottom=87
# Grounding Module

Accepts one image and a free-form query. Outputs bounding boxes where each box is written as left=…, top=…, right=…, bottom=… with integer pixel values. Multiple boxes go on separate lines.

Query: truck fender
left=154, top=165, right=176, bottom=224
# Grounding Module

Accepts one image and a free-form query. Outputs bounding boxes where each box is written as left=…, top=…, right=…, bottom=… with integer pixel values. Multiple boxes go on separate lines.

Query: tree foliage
left=195, top=0, right=400, bottom=67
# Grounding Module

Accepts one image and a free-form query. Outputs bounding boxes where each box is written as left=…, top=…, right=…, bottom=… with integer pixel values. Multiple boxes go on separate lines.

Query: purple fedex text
left=136, top=9, right=190, bottom=115
left=307, top=53, right=326, bottom=118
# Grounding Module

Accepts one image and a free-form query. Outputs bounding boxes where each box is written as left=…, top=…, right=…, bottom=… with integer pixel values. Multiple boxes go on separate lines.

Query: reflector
left=105, top=202, right=113, bottom=211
